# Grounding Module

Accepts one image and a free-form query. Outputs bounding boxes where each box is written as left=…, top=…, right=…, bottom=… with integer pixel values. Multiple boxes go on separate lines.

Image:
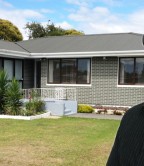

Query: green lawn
left=0, top=117, right=120, bottom=166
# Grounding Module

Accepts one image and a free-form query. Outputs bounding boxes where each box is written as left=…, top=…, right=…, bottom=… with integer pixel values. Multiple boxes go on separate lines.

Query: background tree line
left=25, top=21, right=84, bottom=39
left=0, top=19, right=84, bottom=42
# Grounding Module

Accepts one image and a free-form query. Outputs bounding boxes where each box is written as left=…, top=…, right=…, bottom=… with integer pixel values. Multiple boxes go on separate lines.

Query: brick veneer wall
left=41, top=57, right=144, bottom=107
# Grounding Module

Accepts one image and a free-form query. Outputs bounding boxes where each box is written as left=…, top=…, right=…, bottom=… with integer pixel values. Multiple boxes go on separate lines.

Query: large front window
left=48, top=58, right=91, bottom=84
left=0, top=58, right=23, bottom=88
left=119, top=58, right=144, bottom=85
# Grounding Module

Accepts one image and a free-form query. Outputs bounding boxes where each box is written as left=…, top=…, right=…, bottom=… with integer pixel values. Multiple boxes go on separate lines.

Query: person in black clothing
left=107, top=102, right=144, bottom=166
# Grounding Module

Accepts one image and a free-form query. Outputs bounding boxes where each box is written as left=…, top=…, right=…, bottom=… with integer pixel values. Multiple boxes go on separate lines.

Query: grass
left=0, top=117, right=120, bottom=166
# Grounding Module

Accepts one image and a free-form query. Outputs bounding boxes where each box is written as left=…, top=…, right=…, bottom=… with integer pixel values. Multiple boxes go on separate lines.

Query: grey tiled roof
left=0, top=40, right=28, bottom=52
left=16, top=33, right=144, bottom=53
left=0, top=33, right=144, bottom=54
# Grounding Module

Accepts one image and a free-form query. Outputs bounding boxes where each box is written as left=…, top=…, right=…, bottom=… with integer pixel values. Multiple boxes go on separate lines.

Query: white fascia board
left=0, top=49, right=30, bottom=58
left=31, top=50, right=144, bottom=58
left=1, top=49, right=144, bottom=59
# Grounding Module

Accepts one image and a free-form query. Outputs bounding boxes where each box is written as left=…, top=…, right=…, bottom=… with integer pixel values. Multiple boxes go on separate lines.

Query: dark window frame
left=47, top=58, right=91, bottom=84
left=0, top=57, right=24, bottom=88
left=119, top=57, right=144, bottom=85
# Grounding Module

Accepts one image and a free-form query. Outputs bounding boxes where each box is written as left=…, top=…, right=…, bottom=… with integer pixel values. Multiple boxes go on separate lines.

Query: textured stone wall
left=41, top=60, right=47, bottom=87
left=41, top=57, right=144, bottom=106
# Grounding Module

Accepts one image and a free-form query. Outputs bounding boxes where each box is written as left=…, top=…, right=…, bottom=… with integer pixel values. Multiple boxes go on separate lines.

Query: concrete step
left=64, top=109, right=72, bottom=115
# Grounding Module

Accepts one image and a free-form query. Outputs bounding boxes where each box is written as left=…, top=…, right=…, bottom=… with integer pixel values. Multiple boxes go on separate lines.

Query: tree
left=65, top=29, right=84, bottom=35
left=46, top=23, right=66, bottom=36
left=6, top=78, right=22, bottom=115
left=25, top=21, right=84, bottom=39
left=0, top=19, right=23, bottom=41
left=0, top=70, right=8, bottom=114
left=25, top=22, right=46, bottom=39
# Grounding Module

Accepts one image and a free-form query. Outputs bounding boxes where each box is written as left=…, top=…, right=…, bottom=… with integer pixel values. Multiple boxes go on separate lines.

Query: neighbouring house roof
left=17, top=32, right=144, bottom=53
left=0, top=32, right=144, bottom=58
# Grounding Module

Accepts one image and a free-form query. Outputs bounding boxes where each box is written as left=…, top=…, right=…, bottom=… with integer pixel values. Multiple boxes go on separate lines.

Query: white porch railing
left=22, top=88, right=77, bottom=101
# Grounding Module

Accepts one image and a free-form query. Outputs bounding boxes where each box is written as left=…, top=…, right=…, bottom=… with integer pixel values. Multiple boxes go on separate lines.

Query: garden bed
left=78, top=104, right=130, bottom=116
left=0, top=112, right=51, bottom=120
left=93, top=105, right=130, bottom=115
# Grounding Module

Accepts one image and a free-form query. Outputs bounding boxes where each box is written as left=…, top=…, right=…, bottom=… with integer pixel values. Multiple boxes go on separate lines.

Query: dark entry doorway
left=36, top=61, right=41, bottom=88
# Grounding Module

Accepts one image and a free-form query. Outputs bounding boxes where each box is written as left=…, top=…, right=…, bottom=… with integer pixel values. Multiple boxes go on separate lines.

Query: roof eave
left=0, top=49, right=30, bottom=58
left=1, top=49, right=144, bottom=59
left=31, top=50, right=144, bottom=58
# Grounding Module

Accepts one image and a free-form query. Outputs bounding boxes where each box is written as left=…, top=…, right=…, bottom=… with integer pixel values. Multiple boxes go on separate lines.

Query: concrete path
left=67, top=113, right=123, bottom=120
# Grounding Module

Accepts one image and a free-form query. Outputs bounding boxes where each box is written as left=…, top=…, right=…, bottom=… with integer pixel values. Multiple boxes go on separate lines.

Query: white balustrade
left=22, top=88, right=76, bottom=101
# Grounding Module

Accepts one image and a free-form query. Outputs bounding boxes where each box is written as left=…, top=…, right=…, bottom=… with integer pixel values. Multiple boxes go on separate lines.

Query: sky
left=1, top=0, right=144, bottom=40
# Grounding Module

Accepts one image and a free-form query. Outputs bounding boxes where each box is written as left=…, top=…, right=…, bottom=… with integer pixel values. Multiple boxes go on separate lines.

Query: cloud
left=67, top=3, right=144, bottom=35
left=55, top=21, right=73, bottom=29
left=69, top=6, right=111, bottom=22
left=0, top=0, right=13, bottom=8
left=66, top=0, right=121, bottom=7
left=66, top=0, right=89, bottom=6
left=98, top=0, right=121, bottom=6
left=40, top=9, right=54, bottom=14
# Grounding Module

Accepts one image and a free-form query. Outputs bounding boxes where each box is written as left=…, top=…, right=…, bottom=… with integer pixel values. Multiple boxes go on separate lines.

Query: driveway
left=67, top=113, right=123, bottom=120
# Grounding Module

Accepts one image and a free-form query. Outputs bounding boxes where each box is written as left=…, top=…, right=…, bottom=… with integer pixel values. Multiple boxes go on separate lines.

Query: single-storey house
left=1, top=32, right=144, bottom=107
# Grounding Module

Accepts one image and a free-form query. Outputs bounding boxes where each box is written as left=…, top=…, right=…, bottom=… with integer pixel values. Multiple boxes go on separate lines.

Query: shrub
left=6, top=78, right=22, bottom=115
left=24, top=90, right=45, bottom=116
left=113, top=110, right=123, bottom=116
left=78, top=104, right=94, bottom=113
left=25, top=100, right=45, bottom=116
left=0, top=70, right=8, bottom=114
left=97, top=109, right=107, bottom=114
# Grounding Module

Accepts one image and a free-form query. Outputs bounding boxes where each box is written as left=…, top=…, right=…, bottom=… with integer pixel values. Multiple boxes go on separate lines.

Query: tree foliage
left=25, top=22, right=46, bottom=39
left=0, top=19, right=23, bottom=41
left=0, top=70, right=8, bottom=114
left=25, top=21, right=84, bottom=39
left=46, top=23, right=66, bottom=36
left=65, top=29, right=84, bottom=35
left=6, top=78, right=22, bottom=115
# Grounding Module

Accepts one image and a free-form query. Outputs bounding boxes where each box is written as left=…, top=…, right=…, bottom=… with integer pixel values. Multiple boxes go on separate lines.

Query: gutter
left=1, top=49, right=144, bottom=59
left=0, top=49, right=30, bottom=58
left=31, top=50, right=144, bottom=58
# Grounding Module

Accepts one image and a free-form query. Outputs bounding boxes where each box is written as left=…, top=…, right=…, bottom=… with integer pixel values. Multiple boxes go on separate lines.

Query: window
left=4, top=60, right=14, bottom=80
left=48, top=58, right=91, bottom=84
left=119, top=58, right=144, bottom=85
left=15, top=60, right=23, bottom=88
left=3, top=59, right=23, bottom=88
left=48, top=59, right=60, bottom=83
left=77, top=59, right=90, bottom=84
left=15, top=60, right=22, bottom=80
left=61, top=59, right=76, bottom=83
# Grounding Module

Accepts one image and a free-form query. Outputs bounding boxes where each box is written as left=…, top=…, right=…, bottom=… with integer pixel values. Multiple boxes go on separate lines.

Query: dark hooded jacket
left=107, top=103, right=144, bottom=166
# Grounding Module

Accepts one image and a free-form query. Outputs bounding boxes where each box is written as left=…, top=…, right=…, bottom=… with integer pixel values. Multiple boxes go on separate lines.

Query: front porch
left=22, top=88, right=77, bottom=116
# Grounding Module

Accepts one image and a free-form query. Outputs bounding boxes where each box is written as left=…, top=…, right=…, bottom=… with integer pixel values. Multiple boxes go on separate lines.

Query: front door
left=36, top=61, right=41, bottom=88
